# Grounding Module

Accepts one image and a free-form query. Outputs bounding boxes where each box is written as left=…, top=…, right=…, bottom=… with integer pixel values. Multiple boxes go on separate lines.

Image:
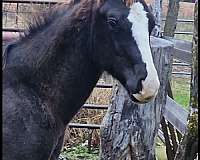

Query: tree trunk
left=151, top=0, right=162, bottom=37
left=100, top=37, right=173, bottom=160
left=174, top=1, right=198, bottom=160
left=163, top=0, right=181, bottom=37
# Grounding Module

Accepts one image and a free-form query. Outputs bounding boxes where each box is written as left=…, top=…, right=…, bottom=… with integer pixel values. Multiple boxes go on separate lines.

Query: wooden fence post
left=100, top=37, right=173, bottom=160
left=163, top=0, right=180, bottom=37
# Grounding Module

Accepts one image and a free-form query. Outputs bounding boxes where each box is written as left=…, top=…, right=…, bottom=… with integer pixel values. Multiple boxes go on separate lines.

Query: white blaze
left=127, top=2, right=160, bottom=103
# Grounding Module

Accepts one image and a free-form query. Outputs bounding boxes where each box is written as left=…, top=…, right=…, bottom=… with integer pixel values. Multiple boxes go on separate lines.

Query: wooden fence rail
left=82, top=104, right=108, bottom=110
left=162, top=18, right=194, bottom=23
left=164, top=96, right=188, bottom=135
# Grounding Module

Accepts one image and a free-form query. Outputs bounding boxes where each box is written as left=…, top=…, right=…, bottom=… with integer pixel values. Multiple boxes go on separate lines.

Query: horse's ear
left=95, top=0, right=108, bottom=10
left=147, top=4, right=153, bottom=13
left=97, top=0, right=107, bottom=5
left=122, top=0, right=134, bottom=8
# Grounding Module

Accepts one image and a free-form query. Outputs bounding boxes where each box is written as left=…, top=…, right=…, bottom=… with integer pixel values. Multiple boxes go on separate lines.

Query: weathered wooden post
left=100, top=37, right=173, bottom=160
left=151, top=0, right=162, bottom=37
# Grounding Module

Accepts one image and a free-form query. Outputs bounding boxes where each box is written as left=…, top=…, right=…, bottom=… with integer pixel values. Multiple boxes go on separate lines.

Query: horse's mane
left=20, top=0, right=134, bottom=40
left=22, top=0, right=105, bottom=39
left=2, top=0, right=106, bottom=70
left=23, top=0, right=76, bottom=37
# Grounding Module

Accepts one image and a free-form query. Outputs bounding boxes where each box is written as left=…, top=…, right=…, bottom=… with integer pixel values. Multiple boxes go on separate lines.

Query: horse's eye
left=107, top=17, right=118, bottom=29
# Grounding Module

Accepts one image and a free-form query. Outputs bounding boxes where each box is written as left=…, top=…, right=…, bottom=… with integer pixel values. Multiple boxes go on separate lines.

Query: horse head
left=93, top=0, right=160, bottom=104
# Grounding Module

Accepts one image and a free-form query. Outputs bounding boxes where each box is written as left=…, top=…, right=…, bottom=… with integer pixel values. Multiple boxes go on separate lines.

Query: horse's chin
left=130, top=94, right=149, bottom=104
left=130, top=92, right=157, bottom=104
left=124, top=86, right=145, bottom=104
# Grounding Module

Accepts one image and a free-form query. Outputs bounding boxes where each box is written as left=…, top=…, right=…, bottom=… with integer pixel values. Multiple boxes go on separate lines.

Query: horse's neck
left=38, top=53, right=101, bottom=124
left=6, top=4, right=77, bottom=68
left=4, top=4, right=102, bottom=124
left=6, top=24, right=101, bottom=125
left=7, top=26, right=68, bottom=68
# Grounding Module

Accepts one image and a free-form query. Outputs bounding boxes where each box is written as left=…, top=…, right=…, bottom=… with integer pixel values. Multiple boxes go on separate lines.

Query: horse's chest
left=3, top=86, right=64, bottom=159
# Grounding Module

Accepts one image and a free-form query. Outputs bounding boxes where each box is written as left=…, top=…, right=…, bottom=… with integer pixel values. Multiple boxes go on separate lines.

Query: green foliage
left=188, top=112, right=198, bottom=137
left=60, top=145, right=99, bottom=160
left=155, top=138, right=168, bottom=160
left=156, top=146, right=167, bottom=160
left=173, top=93, right=190, bottom=109
left=161, top=18, right=194, bottom=42
left=175, top=22, right=194, bottom=41
left=175, top=34, right=193, bottom=42
left=172, top=77, right=190, bottom=109
left=60, top=139, right=169, bottom=160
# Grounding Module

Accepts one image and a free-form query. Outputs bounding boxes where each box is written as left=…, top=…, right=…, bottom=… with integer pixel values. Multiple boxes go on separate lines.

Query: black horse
left=3, top=0, right=160, bottom=159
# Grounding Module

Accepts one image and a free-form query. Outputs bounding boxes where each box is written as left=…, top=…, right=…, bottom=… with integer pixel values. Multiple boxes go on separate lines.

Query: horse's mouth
left=130, top=94, right=149, bottom=104
left=128, top=91, right=156, bottom=104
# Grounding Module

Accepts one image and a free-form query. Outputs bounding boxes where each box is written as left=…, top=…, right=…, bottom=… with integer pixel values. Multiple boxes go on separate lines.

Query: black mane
left=22, top=1, right=74, bottom=39
left=21, top=0, right=101, bottom=40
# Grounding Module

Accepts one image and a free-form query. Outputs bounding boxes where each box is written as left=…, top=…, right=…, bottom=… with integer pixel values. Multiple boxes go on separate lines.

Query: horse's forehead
left=102, top=0, right=128, bottom=15
left=107, top=9, right=128, bottom=17
left=104, top=1, right=150, bottom=21
left=128, top=2, right=148, bottom=21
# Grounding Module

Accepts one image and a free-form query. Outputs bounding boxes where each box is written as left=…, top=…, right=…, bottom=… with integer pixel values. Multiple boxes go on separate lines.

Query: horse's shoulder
left=3, top=81, right=40, bottom=118
left=3, top=76, right=58, bottom=131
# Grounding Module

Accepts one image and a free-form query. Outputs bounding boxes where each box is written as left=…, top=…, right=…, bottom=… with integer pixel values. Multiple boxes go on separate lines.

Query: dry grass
left=63, top=79, right=113, bottom=148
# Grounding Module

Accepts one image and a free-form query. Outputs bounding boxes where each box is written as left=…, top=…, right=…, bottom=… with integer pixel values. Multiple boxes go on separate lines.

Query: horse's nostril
left=137, top=79, right=143, bottom=92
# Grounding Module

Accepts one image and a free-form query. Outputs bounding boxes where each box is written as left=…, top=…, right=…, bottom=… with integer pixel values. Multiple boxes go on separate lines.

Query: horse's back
left=3, top=74, right=56, bottom=160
